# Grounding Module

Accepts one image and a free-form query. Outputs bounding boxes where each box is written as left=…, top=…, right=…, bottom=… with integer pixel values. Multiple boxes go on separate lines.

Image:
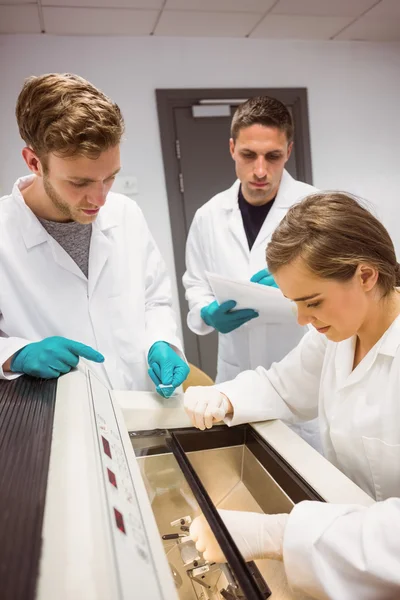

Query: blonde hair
left=266, top=192, right=400, bottom=296
left=16, top=73, right=124, bottom=164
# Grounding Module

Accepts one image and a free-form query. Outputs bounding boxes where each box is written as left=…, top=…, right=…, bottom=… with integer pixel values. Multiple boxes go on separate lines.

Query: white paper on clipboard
left=206, top=271, right=296, bottom=324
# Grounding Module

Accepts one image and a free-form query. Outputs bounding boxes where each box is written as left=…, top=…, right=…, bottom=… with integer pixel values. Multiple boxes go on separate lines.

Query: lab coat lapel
left=341, top=343, right=381, bottom=389
left=16, top=184, right=87, bottom=281
left=48, top=239, right=87, bottom=281
left=334, top=337, right=356, bottom=389
left=348, top=316, right=400, bottom=385
left=88, top=209, right=117, bottom=298
left=224, top=181, right=250, bottom=257
left=335, top=328, right=395, bottom=390
left=227, top=209, right=249, bottom=257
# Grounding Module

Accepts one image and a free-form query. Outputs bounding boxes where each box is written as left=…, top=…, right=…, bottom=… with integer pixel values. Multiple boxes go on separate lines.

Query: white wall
left=1, top=34, right=400, bottom=336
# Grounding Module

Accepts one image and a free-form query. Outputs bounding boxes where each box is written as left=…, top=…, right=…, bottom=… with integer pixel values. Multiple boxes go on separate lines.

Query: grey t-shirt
left=39, top=218, right=92, bottom=278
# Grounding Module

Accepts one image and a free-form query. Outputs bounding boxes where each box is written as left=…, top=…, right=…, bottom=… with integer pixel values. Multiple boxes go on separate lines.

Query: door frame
left=156, top=88, right=313, bottom=369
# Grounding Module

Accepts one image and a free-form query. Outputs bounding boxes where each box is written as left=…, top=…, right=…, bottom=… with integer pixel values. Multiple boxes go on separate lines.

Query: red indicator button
left=102, top=436, right=112, bottom=459
left=107, top=468, right=117, bottom=488
left=114, top=508, right=126, bottom=534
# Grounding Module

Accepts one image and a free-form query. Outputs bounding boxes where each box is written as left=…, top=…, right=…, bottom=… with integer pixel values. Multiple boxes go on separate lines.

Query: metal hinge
left=179, top=173, right=184, bottom=194
left=175, top=139, right=181, bottom=159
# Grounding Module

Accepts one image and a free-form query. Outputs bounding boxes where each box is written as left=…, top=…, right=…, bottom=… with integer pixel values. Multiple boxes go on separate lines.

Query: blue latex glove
left=10, top=336, right=105, bottom=379
left=250, top=268, right=278, bottom=288
left=201, top=300, right=259, bottom=334
left=147, top=341, right=190, bottom=398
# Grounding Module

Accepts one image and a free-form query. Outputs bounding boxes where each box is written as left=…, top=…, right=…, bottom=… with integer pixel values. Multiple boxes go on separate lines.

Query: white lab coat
left=183, top=170, right=316, bottom=383
left=218, top=317, right=400, bottom=502
left=0, top=176, right=184, bottom=390
left=217, top=320, right=400, bottom=597
left=283, top=498, right=400, bottom=600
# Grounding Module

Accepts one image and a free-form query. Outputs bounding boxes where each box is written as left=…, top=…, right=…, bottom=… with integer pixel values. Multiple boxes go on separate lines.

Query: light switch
left=113, top=175, right=138, bottom=195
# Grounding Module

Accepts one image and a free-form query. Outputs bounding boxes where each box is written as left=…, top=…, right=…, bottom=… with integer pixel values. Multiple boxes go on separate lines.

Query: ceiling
left=0, top=0, right=399, bottom=41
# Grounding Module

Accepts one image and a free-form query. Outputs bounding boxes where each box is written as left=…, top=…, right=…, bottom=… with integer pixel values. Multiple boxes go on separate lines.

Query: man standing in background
left=0, top=73, right=189, bottom=397
left=183, top=96, right=319, bottom=446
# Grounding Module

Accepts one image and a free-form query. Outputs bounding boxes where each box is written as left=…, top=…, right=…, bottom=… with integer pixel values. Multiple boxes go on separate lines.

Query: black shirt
left=238, top=185, right=276, bottom=250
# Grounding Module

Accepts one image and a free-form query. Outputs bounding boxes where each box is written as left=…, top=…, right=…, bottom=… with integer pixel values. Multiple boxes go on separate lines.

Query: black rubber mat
left=0, top=376, right=57, bottom=600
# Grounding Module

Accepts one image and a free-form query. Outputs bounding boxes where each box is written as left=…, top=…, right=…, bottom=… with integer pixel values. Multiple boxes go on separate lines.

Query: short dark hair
left=231, top=96, right=293, bottom=143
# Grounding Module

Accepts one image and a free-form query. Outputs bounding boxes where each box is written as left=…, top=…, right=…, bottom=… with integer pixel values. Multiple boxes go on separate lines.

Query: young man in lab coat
left=183, top=96, right=318, bottom=445
left=0, top=73, right=189, bottom=396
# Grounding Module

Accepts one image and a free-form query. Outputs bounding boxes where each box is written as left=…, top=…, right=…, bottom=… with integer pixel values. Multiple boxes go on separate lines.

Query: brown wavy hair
left=266, top=192, right=400, bottom=296
left=16, top=73, right=124, bottom=165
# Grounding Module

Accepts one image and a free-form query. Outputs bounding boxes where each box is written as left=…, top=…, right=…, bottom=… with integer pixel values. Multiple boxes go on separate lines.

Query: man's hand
left=10, top=336, right=104, bottom=378
left=250, top=268, right=278, bottom=288
left=201, top=300, right=258, bottom=334
left=147, top=341, right=190, bottom=398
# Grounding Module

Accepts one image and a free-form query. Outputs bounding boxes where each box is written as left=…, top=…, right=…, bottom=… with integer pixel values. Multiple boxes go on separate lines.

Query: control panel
left=87, top=371, right=170, bottom=600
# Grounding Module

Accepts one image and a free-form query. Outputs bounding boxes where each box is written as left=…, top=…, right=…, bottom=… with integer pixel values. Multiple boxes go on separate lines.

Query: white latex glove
left=184, top=386, right=233, bottom=430
left=190, top=509, right=289, bottom=563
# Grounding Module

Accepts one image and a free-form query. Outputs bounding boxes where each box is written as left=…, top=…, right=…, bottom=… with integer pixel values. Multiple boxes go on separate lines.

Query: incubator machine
left=0, top=366, right=373, bottom=600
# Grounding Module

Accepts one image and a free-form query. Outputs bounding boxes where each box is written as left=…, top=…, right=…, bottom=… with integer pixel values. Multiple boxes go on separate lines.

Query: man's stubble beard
left=43, top=174, right=74, bottom=221
left=243, top=182, right=272, bottom=206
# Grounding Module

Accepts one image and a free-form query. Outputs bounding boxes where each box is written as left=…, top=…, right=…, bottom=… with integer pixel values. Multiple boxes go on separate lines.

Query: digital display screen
left=114, top=508, right=126, bottom=534
left=107, top=468, right=117, bottom=488
left=102, top=436, right=112, bottom=459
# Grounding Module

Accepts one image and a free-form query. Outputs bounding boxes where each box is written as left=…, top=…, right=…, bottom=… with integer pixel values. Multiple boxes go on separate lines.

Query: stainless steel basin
left=131, top=426, right=314, bottom=599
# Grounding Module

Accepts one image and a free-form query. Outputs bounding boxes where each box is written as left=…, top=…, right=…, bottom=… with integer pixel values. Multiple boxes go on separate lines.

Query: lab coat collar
left=220, top=171, right=296, bottom=257
left=94, top=194, right=119, bottom=232
left=13, top=175, right=118, bottom=285
left=274, top=170, right=301, bottom=209
left=379, top=313, right=400, bottom=357
left=335, top=314, right=400, bottom=389
left=220, top=170, right=296, bottom=212
left=13, top=175, right=118, bottom=249
left=13, top=176, right=87, bottom=281
left=221, top=180, right=241, bottom=210
left=13, top=175, right=49, bottom=249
